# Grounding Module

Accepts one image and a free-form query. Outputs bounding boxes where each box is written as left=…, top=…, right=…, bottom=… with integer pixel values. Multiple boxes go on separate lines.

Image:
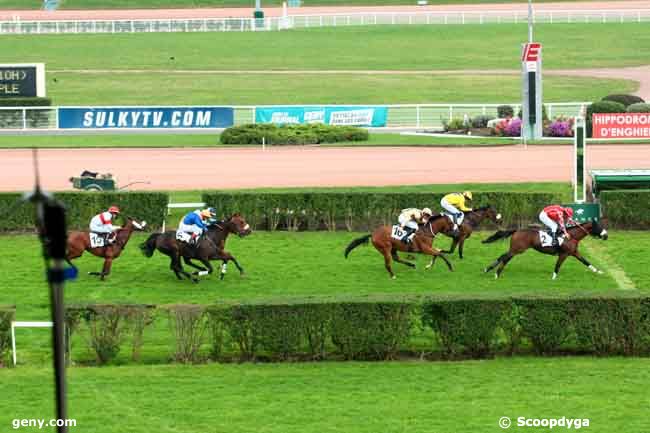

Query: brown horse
left=140, top=214, right=252, bottom=282
left=344, top=215, right=454, bottom=279
left=66, top=217, right=147, bottom=280
left=483, top=220, right=608, bottom=279
left=438, top=205, right=502, bottom=259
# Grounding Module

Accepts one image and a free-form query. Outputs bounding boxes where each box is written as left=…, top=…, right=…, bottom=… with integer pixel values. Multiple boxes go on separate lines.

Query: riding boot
left=401, top=229, right=413, bottom=244
left=551, top=232, right=560, bottom=248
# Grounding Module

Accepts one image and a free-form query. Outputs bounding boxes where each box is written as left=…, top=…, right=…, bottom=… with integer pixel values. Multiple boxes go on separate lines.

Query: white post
left=22, top=108, right=27, bottom=129
left=11, top=322, right=16, bottom=366
left=262, top=136, right=266, bottom=151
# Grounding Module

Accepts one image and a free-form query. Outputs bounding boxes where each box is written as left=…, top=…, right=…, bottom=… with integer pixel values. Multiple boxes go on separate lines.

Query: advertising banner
left=58, top=107, right=234, bottom=129
left=592, top=113, right=650, bottom=139
left=255, top=106, right=388, bottom=127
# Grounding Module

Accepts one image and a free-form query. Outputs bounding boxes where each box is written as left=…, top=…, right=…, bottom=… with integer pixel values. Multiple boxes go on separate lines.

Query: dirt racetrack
left=1, top=145, right=648, bottom=192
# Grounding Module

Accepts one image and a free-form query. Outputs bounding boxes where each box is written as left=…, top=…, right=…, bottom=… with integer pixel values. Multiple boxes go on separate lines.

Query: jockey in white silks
left=398, top=207, right=433, bottom=244
left=89, top=205, right=121, bottom=244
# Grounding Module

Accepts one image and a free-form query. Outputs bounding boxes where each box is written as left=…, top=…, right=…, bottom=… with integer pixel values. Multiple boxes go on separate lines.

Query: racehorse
left=483, top=220, right=608, bottom=279
left=438, top=205, right=502, bottom=259
left=66, top=217, right=147, bottom=280
left=344, top=215, right=454, bottom=279
left=140, top=213, right=251, bottom=282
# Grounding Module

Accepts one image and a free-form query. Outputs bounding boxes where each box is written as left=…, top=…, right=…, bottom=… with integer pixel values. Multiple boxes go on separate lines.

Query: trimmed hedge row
left=0, top=97, right=53, bottom=129
left=203, top=191, right=564, bottom=231
left=220, top=123, right=368, bottom=145
left=0, top=192, right=168, bottom=231
left=0, top=307, right=16, bottom=366
left=600, top=190, right=650, bottom=229
left=63, top=297, right=650, bottom=365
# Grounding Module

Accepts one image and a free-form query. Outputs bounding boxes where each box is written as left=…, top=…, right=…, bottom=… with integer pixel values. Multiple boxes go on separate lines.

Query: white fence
left=0, top=103, right=588, bottom=131
left=1, top=9, right=649, bottom=34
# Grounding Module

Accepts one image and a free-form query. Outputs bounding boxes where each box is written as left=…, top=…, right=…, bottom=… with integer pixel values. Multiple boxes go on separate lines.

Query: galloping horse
left=140, top=213, right=252, bottom=282
left=344, top=215, right=454, bottom=279
left=438, top=205, right=502, bottom=259
left=483, top=220, right=608, bottom=279
left=66, top=217, right=147, bottom=280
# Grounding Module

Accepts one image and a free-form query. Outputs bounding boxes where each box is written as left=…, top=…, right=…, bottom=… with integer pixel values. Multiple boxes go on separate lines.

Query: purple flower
left=548, top=119, right=574, bottom=137
left=504, top=118, right=522, bottom=137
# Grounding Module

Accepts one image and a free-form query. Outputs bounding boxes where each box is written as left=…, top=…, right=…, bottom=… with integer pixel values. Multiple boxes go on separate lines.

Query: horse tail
left=482, top=229, right=516, bottom=244
left=344, top=234, right=371, bottom=258
left=140, top=233, right=160, bottom=257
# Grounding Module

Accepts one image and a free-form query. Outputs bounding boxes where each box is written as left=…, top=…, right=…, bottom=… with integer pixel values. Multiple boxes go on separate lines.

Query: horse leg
left=183, top=256, right=207, bottom=273
left=216, top=251, right=245, bottom=277
left=485, top=252, right=509, bottom=274
left=552, top=253, right=569, bottom=280
left=174, top=255, right=198, bottom=283
left=495, top=253, right=517, bottom=279
left=442, top=236, right=459, bottom=255
left=572, top=251, right=604, bottom=275
left=382, top=248, right=396, bottom=279
left=458, top=236, right=466, bottom=259
left=99, top=258, right=113, bottom=281
left=419, top=243, right=453, bottom=272
left=391, top=249, right=416, bottom=268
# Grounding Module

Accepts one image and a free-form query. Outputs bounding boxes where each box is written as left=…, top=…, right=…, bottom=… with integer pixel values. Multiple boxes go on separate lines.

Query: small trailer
left=69, top=171, right=116, bottom=191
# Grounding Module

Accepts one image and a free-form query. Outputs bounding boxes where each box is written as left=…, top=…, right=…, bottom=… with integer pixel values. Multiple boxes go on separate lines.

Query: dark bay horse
left=344, top=215, right=454, bottom=279
left=66, top=217, right=147, bottom=280
left=140, top=214, right=251, bottom=282
left=438, top=205, right=502, bottom=259
left=483, top=220, right=608, bottom=279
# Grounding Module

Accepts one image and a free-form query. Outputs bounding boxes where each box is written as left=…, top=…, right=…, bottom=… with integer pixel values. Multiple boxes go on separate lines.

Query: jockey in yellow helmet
left=177, top=208, right=216, bottom=246
left=440, top=191, right=473, bottom=235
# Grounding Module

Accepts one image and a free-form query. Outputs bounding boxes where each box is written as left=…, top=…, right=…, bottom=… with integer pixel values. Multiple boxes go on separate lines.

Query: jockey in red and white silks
left=539, top=205, right=576, bottom=246
left=89, top=206, right=121, bottom=243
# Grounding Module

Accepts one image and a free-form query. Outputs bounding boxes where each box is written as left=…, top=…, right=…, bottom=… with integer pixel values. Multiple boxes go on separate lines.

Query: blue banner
left=58, top=107, right=234, bottom=129
left=255, top=106, right=388, bottom=127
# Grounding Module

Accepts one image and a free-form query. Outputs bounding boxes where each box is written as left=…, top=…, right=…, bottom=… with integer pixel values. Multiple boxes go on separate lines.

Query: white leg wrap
left=552, top=272, right=558, bottom=280
left=589, top=265, right=598, bottom=273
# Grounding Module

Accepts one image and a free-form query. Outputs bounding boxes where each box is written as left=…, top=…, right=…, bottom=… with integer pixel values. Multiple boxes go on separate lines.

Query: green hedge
left=0, top=307, right=15, bottom=366
left=220, top=123, right=368, bottom=145
left=602, top=94, right=644, bottom=108
left=62, top=296, right=650, bottom=365
left=0, top=97, right=52, bottom=107
left=0, top=192, right=169, bottom=231
left=600, top=190, right=650, bottom=229
left=203, top=191, right=564, bottom=231
left=627, top=103, right=650, bottom=113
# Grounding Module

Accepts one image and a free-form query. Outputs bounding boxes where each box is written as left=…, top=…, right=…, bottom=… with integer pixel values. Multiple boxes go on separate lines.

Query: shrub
left=165, top=304, right=208, bottom=363
left=330, top=302, right=413, bottom=360
left=627, top=103, right=650, bottom=113
left=515, top=298, right=572, bottom=354
left=0, top=307, right=15, bottom=366
left=570, top=298, right=646, bottom=355
left=497, top=105, right=514, bottom=118
left=444, top=117, right=466, bottom=132
left=220, top=123, right=368, bottom=145
left=602, top=94, right=645, bottom=107
left=202, top=191, right=564, bottom=231
left=0, top=192, right=168, bottom=232
left=600, top=190, right=650, bottom=229
left=546, top=116, right=575, bottom=137
left=586, top=100, right=626, bottom=137
left=422, top=299, right=510, bottom=358
left=82, top=305, right=139, bottom=364
left=471, top=114, right=494, bottom=129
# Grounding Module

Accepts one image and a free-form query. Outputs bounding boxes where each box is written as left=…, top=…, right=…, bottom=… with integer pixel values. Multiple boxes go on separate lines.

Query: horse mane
left=471, top=205, right=491, bottom=212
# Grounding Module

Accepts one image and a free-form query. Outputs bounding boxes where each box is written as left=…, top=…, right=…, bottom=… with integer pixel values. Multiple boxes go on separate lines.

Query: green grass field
left=2, top=358, right=649, bottom=433
left=8, top=25, right=648, bottom=71
left=44, top=72, right=633, bottom=105
left=1, top=24, right=647, bottom=104
left=0, top=0, right=633, bottom=9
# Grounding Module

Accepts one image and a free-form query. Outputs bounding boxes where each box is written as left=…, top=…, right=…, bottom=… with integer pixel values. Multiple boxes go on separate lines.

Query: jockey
left=539, top=205, right=576, bottom=247
left=177, top=208, right=216, bottom=245
left=441, top=191, right=473, bottom=234
left=398, top=207, right=433, bottom=244
left=89, top=205, right=121, bottom=244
